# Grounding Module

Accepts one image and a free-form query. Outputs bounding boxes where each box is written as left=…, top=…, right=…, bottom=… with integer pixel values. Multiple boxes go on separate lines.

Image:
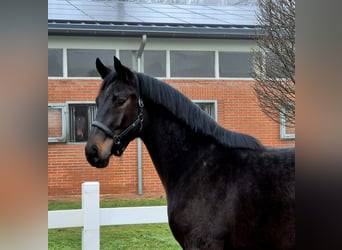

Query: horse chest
left=167, top=182, right=239, bottom=249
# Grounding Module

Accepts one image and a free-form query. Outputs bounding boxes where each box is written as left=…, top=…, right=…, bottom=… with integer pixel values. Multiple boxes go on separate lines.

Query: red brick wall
left=48, top=78, right=295, bottom=199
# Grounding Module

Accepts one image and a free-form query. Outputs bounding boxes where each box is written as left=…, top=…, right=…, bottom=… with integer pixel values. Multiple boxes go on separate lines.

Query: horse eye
left=116, top=97, right=127, bottom=106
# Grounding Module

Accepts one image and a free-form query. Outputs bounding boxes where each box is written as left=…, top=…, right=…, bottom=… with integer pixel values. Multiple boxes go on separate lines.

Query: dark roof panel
left=48, top=0, right=259, bottom=39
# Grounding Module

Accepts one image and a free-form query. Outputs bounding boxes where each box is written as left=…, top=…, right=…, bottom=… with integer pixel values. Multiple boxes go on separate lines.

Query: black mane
left=136, top=73, right=263, bottom=150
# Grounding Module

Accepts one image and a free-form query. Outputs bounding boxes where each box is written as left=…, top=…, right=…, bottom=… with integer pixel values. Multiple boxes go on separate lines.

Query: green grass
left=48, top=198, right=181, bottom=250
left=48, top=197, right=167, bottom=211
left=49, top=224, right=180, bottom=250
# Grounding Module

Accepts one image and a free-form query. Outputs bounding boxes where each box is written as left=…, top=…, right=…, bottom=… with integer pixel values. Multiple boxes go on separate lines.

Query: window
left=119, top=50, right=166, bottom=77
left=144, top=51, right=166, bottom=77
left=280, top=106, right=295, bottom=139
left=48, top=104, right=67, bottom=142
left=170, top=51, right=215, bottom=77
left=68, top=103, right=97, bottom=142
left=193, top=101, right=217, bottom=121
left=119, top=50, right=136, bottom=70
left=48, top=46, right=261, bottom=78
left=265, top=52, right=287, bottom=79
left=48, top=49, right=63, bottom=77
left=219, top=52, right=252, bottom=77
left=67, top=49, right=115, bottom=77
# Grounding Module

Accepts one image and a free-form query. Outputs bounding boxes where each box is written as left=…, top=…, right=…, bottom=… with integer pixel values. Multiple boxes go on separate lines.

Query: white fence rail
left=48, top=182, right=168, bottom=250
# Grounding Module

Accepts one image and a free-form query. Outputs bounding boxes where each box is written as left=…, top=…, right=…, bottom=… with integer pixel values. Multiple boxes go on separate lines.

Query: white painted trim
left=166, top=49, right=171, bottom=78
left=62, top=48, right=67, bottom=78
left=82, top=182, right=100, bottom=250
left=100, top=206, right=168, bottom=226
left=280, top=106, right=295, bottom=140
left=215, top=50, right=219, bottom=79
left=66, top=101, right=96, bottom=105
left=49, top=36, right=257, bottom=51
left=48, top=209, right=83, bottom=228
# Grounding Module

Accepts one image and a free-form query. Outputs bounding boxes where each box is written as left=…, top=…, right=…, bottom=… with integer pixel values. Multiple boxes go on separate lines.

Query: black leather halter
left=91, top=98, right=144, bottom=146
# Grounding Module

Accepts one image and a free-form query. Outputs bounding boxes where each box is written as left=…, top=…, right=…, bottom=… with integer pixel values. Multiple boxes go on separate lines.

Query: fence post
left=82, top=182, right=100, bottom=250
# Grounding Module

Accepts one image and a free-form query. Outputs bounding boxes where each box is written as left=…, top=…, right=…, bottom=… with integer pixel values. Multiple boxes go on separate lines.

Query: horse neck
left=139, top=101, right=209, bottom=189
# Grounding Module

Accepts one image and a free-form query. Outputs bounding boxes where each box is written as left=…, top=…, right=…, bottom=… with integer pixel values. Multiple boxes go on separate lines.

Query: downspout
left=136, top=34, right=147, bottom=195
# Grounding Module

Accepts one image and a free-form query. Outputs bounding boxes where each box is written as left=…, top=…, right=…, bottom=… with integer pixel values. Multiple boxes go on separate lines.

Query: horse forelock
left=100, top=71, right=117, bottom=93
left=136, top=73, right=263, bottom=150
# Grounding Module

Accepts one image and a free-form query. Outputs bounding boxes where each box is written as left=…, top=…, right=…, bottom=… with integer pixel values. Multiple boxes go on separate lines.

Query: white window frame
left=48, top=36, right=257, bottom=80
left=48, top=103, right=67, bottom=143
left=280, top=106, right=295, bottom=139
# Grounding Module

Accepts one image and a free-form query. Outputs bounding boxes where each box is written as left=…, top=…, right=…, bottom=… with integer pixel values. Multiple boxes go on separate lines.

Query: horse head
left=75, top=115, right=87, bottom=141
left=85, top=56, right=143, bottom=168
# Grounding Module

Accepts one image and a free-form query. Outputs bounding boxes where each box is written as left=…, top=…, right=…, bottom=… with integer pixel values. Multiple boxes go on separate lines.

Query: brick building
left=48, top=0, right=294, bottom=199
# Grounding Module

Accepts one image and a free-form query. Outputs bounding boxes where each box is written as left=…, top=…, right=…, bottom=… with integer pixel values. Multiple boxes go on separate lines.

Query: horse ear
left=113, top=56, right=136, bottom=84
left=96, top=58, right=111, bottom=79
left=114, top=56, right=124, bottom=75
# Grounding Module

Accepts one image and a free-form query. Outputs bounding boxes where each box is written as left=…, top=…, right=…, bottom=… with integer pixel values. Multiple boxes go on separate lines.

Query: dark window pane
left=144, top=51, right=166, bottom=77
left=119, top=50, right=136, bottom=70
left=265, top=52, right=287, bottom=79
left=219, top=52, right=252, bottom=77
left=171, top=51, right=214, bottom=77
left=195, top=102, right=216, bottom=120
left=67, top=49, right=115, bottom=77
left=48, top=49, right=63, bottom=77
left=69, top=104, right=97, bottom=142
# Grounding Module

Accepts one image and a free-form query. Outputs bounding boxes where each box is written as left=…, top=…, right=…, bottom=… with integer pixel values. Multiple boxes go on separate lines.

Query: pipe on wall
left=136, top=34, right=147, bottom=196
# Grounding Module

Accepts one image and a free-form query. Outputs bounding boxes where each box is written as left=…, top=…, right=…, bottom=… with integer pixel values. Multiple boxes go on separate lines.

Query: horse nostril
left=89, top=145, right=100, bottom=161
left=85, top=144, right=100, bottom=163
left=91, top=145, right=98, bottom=156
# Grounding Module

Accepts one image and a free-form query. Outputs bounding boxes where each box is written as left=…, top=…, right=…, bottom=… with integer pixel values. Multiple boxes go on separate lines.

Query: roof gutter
left=48, top=21, right=258, bottom=39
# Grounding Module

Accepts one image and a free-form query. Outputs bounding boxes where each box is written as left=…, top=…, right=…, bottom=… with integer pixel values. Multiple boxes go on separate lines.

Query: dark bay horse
left=85, top=57, right=295, bottom=249
left=75, top=114, right=87, bottom=141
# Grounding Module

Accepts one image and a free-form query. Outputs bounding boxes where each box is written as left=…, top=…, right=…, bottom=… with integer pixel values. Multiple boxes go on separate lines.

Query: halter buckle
left=115, top=137, right=121, bottom=145
left=138, top=98, right=144, bottom=108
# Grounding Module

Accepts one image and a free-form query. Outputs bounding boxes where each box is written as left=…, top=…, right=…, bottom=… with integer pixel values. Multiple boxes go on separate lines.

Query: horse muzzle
left=85, top=143, right=111, bottom=168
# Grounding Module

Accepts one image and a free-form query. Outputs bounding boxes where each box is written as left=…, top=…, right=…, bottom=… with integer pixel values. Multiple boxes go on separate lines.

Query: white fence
left=48, top=182, right=168, bottom=250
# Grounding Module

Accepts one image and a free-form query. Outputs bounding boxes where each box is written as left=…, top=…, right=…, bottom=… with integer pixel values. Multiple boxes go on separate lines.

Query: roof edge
left=48, top=21, right=258, bottom=39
